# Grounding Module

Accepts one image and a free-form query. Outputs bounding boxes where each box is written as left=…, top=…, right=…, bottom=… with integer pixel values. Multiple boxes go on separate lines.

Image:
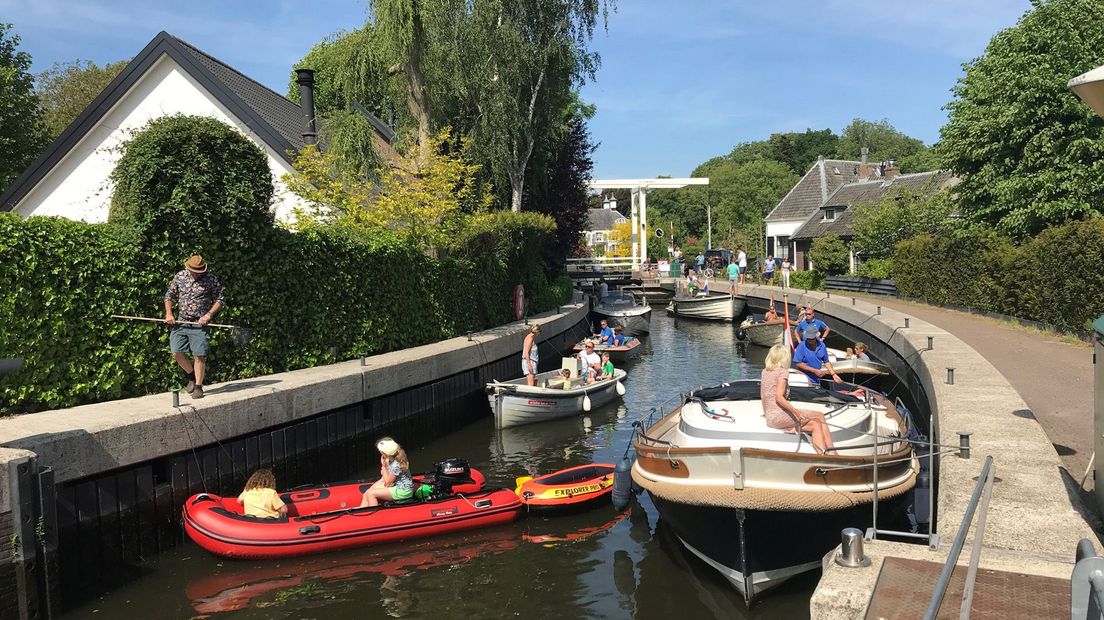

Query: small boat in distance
left=666, top=293, right=747, bottom=322
left=826, top=348, right=892, bottom=378
left=486, top=369, right=627, bottom=429
left=572, top=337, right=642, bottom=363
left=592, top=294, right=652, bottom=335
left=514, top=463, right=616, bottom=512
left=739, top=316, right=788, bottom=346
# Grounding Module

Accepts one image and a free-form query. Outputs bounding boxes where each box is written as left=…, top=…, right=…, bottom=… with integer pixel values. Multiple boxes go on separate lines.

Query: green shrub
left=809, top=233, right=849, bottom=275
left=856, top=258, right=893, bottom=280
left=893, top=220, right=1104, bottom=332
left=0, top=211, right=566, bottom=413
left=789, top=270, right=824, bottom=290
left=108, top=115, right=274, bottom=249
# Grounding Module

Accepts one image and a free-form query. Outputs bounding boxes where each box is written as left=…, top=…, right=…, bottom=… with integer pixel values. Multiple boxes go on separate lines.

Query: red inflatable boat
left=514, top=463, right=615, bottom=512
left=183, top=461, right=522, bottom=559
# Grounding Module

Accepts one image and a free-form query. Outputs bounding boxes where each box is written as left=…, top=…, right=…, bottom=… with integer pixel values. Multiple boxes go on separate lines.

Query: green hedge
left=856, top=258, right=893, bottom=280
left=893, top=219, right=1104, bottom=332
left=789, top=269, right=825, bottom=291
left=0, top=213, right=571, bottom=413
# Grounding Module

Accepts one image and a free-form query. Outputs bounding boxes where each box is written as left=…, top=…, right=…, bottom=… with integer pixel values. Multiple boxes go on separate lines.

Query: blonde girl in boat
left=360, top=438, right=414, bottom=507
left=760, top=345, right=836, bottom=454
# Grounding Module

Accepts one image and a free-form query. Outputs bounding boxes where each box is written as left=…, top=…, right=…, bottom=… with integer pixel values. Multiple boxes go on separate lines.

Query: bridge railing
left=565, top=257, right=636, bottom=281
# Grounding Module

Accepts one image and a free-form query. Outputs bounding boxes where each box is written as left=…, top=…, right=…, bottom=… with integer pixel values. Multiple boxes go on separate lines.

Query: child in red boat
left=238, top=469, right=287, bottom=518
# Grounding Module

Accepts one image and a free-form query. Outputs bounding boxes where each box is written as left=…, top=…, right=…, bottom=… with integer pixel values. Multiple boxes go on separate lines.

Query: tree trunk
left=407, top=7, right=432, bottom=168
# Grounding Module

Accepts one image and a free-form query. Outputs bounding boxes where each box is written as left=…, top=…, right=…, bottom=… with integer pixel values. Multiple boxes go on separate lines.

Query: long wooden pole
left=110, top=314, right=241, bottom=330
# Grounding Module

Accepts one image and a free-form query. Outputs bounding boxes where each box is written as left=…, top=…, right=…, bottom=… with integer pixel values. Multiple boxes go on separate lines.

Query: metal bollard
left=827, top=290, right=831, bottom=298
left=852, top=297, right=856, bottom=306
left=904, top=318, right=910, bottom=328
left=172, top=389, right=180, bottom=408
left=946, top=367, right=955, bottom=385
left=958, top=432, right=972, bottom=459
left=467, top=331, right=473, bottom=342
left=927, top=336, right=934, bottom=350
left=835, top=528, right=871, bottom=567
left=360, top=356, right=366, bottom=367
left=877, top=306, right=881, bottom=315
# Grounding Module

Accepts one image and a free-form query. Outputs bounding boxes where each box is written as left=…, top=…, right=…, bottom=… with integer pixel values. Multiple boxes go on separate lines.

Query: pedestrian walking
left=763, top=255, right=775, bottom=284
left=164, top=255, right=225, bottom=399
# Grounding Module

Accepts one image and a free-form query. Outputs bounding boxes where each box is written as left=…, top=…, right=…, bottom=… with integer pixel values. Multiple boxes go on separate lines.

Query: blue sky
left=2, top=0, right=1030, bottom=178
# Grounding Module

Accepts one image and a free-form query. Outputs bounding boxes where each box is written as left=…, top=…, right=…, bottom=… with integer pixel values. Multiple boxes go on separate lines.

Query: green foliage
left=893, top=219, right=1104, bottom=332
left=530, top=115, right=593, bottom=265
left=789, top=269, right=824, bottom=291
left=0, top=23, right=48, bottom=189
left=940, top=0, right=1104, bottom=238
left=319, top=109, right=384, bottom=180
left=856, top=258, right=893, bottom=280
left=0, top=210, right=566, bottom=413
left=851, top=188, right=957, bottom=259
left=36, top=59, right=128, bottom=140
left=836, top=118, right=927, bottom=163
left=730, top=128, right=840, bottom=175
left=108, top=115, right=274, bottom=249
left=808, top=233, right=849, bottom=275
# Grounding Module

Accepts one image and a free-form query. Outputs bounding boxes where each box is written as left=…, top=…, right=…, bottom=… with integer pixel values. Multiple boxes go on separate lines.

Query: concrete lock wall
left=0, top=298, right=590, bottom=618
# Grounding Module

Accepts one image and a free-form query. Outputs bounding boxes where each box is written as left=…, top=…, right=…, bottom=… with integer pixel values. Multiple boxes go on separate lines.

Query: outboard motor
left=433, top=458, right=475, bottom=494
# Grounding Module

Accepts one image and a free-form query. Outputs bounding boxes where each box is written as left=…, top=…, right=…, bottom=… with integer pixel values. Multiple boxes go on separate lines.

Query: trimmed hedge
left=893, top=219, right=1104, bottom=332
left=0, top=212, right=571, bottom=413
left=789, top=269, right=825, bottom=291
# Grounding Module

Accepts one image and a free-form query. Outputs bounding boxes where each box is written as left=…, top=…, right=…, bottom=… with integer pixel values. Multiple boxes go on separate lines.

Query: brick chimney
left=883, top=159, right=900, bottom=181
left=857, top=146, right=876, bottom=178
left=295, top=69, right=317, bottom=145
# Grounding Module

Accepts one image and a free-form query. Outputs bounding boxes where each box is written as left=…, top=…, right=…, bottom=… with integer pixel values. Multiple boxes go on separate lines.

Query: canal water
left=65, top=314, right=821, bottom=619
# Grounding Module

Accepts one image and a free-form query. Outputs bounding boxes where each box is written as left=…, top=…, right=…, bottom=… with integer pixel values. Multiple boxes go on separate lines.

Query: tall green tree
left=851, top=187, right=957, bottom=259
left=809, top=232, right=849, bottom=275
left=37, top=59, right=128, bottom=140
left=0, top=23, right=47, bottom=189
left=940, top=0, right=1104, bottom=238
left=835, top=118, right=927, bottom=163
left=729, top=128, right=839, bottom=174
left=459, top=0, right=611, bottom=211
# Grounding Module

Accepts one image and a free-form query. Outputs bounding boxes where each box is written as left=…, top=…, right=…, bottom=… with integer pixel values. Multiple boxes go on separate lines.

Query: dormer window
left=822, top=208, right=837, bottom=221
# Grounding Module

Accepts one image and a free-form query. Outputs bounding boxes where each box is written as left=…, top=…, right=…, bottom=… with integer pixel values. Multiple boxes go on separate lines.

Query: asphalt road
left=856, top=295, right=1096, bottom=494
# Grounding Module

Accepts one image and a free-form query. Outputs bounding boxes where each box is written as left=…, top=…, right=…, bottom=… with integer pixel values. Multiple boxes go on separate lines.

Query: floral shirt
left=164, top=270, right=225, bottom=321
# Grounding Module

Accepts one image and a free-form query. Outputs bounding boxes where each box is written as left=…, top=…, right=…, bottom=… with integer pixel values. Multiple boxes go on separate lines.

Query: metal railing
left=1072, top=538, right=1104, bottom=620
left=924, top=455, right=995, bottom=620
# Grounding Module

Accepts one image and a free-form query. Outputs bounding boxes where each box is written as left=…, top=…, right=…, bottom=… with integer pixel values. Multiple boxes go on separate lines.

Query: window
left=777, top=236, right=790, bottom=259
left=822, top=208, right=837, bottom=221
left=594, top=232, right=606, bottom=242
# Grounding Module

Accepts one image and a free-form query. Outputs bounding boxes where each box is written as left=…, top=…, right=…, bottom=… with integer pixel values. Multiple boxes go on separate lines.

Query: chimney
left=860, top=147, right=869, bottom=164
left=883, top=159, right=900, bottom=181
left=296, top=69, right=318, bottom=145
left=817, top=155, right=828, bottom=202
left=857, top=147, right=874, bottom=178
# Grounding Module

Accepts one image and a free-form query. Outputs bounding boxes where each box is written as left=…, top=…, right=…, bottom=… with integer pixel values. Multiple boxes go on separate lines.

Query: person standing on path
left=165, top=255, right=224, bottom=399
left=522, top=324, right=541, bottom=386
left=737, top=247, right=748, bottom=285
left=695, top=251, right=705, bottom=275
left=727, top=257, right=739, bottom=296
left=781, top=258, right=792, bottom=289
left=763, top=255, right=775, bottom=284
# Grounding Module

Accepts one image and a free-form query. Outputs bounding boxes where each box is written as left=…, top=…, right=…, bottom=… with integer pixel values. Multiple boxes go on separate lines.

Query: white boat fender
left=615, top=381, right=626, bottom=396
left=583, top=393, right=592, bottom=412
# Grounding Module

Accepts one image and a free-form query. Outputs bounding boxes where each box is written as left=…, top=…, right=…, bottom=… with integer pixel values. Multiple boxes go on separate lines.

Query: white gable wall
left=12, top=54, right=306, bottom=223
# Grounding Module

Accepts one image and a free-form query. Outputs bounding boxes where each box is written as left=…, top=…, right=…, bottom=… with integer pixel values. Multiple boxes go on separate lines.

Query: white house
left=0, top=31, right=396, bottom=223
left=584, top=195, right=628, bottom=256
left=763, top=154, right=871, bottom=268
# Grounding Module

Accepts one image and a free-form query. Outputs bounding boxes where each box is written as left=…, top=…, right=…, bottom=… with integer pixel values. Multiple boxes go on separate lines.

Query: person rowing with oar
left=165, top=255, right=224, bottom=399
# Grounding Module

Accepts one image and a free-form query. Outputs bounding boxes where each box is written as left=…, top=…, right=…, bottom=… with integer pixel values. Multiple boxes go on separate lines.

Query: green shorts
left=390, top=486, right=414, bottom=501
left=170, top=325, right=210, bottom=356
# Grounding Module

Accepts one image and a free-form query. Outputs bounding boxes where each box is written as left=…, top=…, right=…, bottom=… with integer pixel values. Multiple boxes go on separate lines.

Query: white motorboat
left=593, top=295, right=652, bottom=335
left=572, top=337, right=642, bottom=363
left=486, top=369, right=627, bottom=429
left=666, top=294, right=747, bottom=322
left=632, top=381, right=917, bottom=604
left=826, top=347, right=891, bottom=377
left=739, top=317, right=788, bottom=347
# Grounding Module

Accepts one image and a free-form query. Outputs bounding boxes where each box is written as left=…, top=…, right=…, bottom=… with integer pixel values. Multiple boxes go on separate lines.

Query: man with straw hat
left=164, top=255, right=224, bottom=399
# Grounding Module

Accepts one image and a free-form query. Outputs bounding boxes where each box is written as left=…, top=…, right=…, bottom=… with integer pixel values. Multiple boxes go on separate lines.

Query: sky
left=2, top=0, right=1031, bottom=179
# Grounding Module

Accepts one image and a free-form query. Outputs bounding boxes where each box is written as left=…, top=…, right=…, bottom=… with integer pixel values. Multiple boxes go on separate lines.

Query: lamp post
left=1068, top=63, right=1104, bottom=517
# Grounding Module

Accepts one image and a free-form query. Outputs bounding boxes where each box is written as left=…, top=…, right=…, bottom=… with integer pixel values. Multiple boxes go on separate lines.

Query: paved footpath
left=853, top=294, right=1096, bottom=494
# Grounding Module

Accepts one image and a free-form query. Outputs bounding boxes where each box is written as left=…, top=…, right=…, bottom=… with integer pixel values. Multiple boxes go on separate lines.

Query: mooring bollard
left=852, top=297, right=856, bottom=306
left=927, top=336, right=934, bottom=350
left=172, top=389, right=180, bottom=408
left=467, top=331, right=473, bottom=342
left=946, top=367, right=955, bottom=385
left=904, top=317, right=910, bottom=328
left=360, top=355, right=367, bottom=367
left=827, top=290, right=831, bottom=298
left=835, top=528, right=871, bottom=567
left=958, top=432, right=972, bottom=459
left=876, top=306, right=881, bottom=315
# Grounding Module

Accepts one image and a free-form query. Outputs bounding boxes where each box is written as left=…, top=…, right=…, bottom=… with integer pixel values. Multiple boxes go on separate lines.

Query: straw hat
left=185, top=255, right=207, bottom=273
left=376, top=438, right=399, bottom=456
